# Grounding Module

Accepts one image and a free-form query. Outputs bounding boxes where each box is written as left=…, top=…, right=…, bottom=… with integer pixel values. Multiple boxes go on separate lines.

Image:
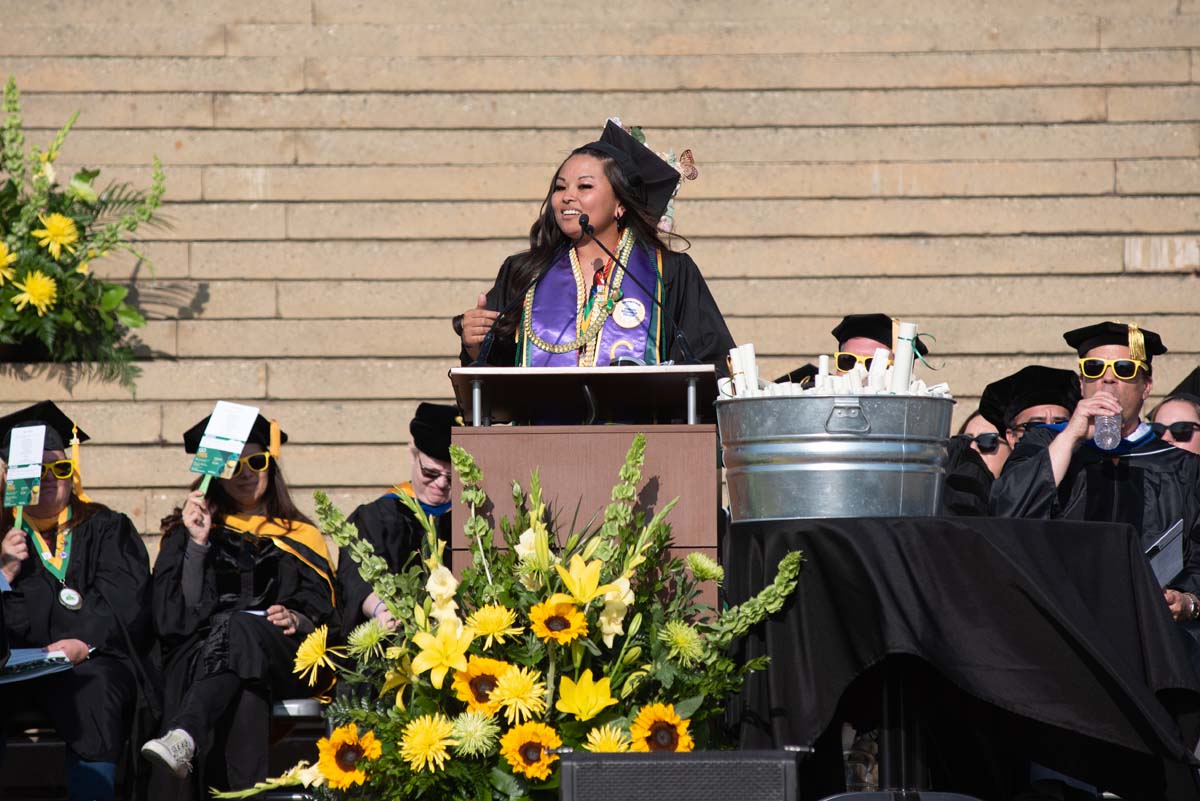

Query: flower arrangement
left=220, top=435, right=801, bottom=800
left=0, top=76, right=165, bottom=387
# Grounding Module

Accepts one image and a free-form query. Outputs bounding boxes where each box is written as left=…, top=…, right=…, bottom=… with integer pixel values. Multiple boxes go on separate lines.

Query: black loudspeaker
left=559, top=750, right=802, bottom=801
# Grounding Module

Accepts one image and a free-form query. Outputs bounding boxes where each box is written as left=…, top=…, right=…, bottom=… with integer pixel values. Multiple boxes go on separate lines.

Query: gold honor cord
left=522, top=229, right=636, bottom=355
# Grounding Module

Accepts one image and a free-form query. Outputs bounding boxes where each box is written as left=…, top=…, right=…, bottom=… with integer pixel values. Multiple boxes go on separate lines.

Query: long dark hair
left=496, top=146, right=686, bottom=337
left=160, top=454, right=313, bottom=536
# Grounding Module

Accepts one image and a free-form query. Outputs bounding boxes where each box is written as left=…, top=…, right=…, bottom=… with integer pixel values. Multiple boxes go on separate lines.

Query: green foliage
left=0, top=76, right=167, bottom=389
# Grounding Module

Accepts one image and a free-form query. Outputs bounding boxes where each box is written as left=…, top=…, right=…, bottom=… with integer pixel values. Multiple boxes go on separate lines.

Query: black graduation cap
left=0, top=401, right=87, bottom=461
left=979, top=365, right=1080, bottom=433
left=183, top=413, right=287, bottom=456
left=410, top=403, right=460, bottom=462
left=831, top=313, right=929, bottom=356
left=1062, top=321, right=1166, bottom=365
left=775, top=363, right=818, bottom=387
left=1167, top=366, right=1200, bottom=404
left=580, top=120, right=681, bottom=221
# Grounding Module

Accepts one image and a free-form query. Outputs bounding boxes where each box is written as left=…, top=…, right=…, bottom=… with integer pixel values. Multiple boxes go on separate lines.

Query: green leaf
left=673, top=693, right=705, bottom=720
left=115, top=305, right=145, bottom=328
left=99, top=284, right=127, bottom=311
left=67, top=177, right=98, bottom=204
left=488, top=767, right=524, bottom=800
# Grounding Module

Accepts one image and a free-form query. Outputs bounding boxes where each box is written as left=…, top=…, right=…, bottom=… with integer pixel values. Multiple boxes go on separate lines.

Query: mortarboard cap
left=1167, top=366, right=1200, bottom=405
left=831, top=313, right=929, bottom=356
left=775, top=363, right=818, bottom=388
left=183, top=414, right=287, bottom=457
left=410, top=403, right=460, bottom=462
left=0, top=401, right=87, bottom=461
left=1063, top=321, right=1166, bottom=365
left=579, top=120, right=681, bottom=221
left=979, top=365, right=1080, bottom=433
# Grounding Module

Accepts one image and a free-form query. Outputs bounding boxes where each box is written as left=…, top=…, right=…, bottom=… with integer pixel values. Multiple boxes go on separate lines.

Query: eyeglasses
left=230, top=451, right=271, bottom=478
left=1010, top=418, right=1070, bottom=437
left=418, top=457, right=452, bottom=484
left=961, top=432, right=1008, bottom=455
left=41, top=459, right=75, bottom=480
left=1151, top=421, right=1200, bottom=443
left=835, top=352, right=892, bottom=372
left=1078, top=357, right=1148, bottom=381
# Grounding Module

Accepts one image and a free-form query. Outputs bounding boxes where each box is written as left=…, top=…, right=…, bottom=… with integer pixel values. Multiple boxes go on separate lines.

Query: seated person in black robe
left=338, top=402, right=458, bottom=634
left=0, top=401, right=153, bottom=801
left=991, top=322, right=1200, bottom=623
left=979, top=365, right=1079, bottom=451
left=455, top=120, right=734, bottom=372
left=141, top=414, right=336, bottom=795
left=829, top=313, right=930, bottom=375
left=1148, top=367, right=1200, bottom=457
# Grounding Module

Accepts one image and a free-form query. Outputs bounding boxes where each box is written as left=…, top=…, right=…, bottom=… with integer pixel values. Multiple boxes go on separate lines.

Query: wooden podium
left=448, top=366, right=720, bottom=569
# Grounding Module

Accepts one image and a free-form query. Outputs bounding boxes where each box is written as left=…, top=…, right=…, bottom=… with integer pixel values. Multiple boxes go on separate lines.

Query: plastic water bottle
left=1094, top=412, right=1122, bottom=451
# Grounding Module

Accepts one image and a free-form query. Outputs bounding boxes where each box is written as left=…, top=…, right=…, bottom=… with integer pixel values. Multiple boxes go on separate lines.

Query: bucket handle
left=825, top=399, right=871, bottom=435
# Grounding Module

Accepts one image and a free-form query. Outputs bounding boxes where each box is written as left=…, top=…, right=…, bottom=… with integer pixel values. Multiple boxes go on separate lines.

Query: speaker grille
left=561, top=751, right=798, bottom=801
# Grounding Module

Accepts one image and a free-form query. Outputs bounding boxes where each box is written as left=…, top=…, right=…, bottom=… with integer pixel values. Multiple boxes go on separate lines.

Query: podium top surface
left=450, top=365, right=717, bottom=425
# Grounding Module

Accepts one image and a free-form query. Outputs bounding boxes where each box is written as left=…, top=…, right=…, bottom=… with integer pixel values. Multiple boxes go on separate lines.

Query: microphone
left=472, top=259, right=557, bottom=366
left=576, top=214, right=699, bottom=365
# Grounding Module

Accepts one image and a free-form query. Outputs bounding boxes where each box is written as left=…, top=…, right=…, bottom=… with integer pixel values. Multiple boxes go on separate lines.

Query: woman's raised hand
left=460, top=292, right=498, bottom=359
left=182, top=490, right=213, bottom=545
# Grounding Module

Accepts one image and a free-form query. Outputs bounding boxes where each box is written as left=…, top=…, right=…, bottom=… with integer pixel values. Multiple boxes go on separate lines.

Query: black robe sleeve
left=338, top=496, right=430, bottom=633
left=989, top=426, right=1066, bottom=519
left=152, top=524, right=219, bottom=652
left=459, top=250, right=735, bottom=374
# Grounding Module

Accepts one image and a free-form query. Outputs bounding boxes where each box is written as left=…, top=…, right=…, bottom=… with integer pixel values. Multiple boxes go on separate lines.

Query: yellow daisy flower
left=450, top=655, right=511, bottom=715
left=292, top=625, right=345, bottom=687
left=556, top=669, right=617, bottom=721
left=399, top=713, right=457, bottom=774
left=466, top=603, right=524, bottom=649
left=490, top=664, right=546, bottom=725
left=411, top=622, right=474, bottom=689
left=500, top=721, right=561, bottom=781
left=316, top=723, right=382, bottom=790
left=31, top=213, right=78, bottom=260
left=584, top=722, right=631, bottom=753
left=630, top=703, right=694, bottom=753
left=0, top=242, right=16, bottom=285
left=529, top=599, right=587, bottom=645
left=553, top=554, right=618, bottom=606
left=10, top=270, right=57, bottom=317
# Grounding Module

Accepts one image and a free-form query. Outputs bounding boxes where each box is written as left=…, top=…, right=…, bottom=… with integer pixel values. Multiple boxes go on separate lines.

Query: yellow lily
left=553, top=554, right=618, bottom=606
left=556, top=669, right=618, bottom=721
left=411, top=623, right=474, bottom=690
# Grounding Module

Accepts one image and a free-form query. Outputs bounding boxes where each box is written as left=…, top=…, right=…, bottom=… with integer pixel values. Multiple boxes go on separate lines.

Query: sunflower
left=630, top=703, right=694, bottom=753
left=529, top=599, right=587, bottom=645
left=450, top=655, right=511, bottom=715
left=490, top=664, right=547, bottom=725
left=10, top=270, right=57, bottom=317
left=500, top=721, right=562, bottom=781
left=399, top=713, right=456, bottom=774
left=317, top=723, right=382, bottom=790
left=31, top=213, right=78, bottom=260
left=292, top=625, right=345, bottom=687
left=0, top=242, right=16, bottom=285
left=584, top=722, right=631, bottom=753
left=466, top=603, right=524, bottom=649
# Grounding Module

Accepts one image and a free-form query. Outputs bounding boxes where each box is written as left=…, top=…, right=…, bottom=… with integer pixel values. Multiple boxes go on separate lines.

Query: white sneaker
left=141, top=728, right=195, bottom=778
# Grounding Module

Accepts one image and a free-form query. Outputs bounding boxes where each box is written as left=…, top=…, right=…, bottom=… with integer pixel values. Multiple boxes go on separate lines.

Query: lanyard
left=21, top=507, right=72, bottom=583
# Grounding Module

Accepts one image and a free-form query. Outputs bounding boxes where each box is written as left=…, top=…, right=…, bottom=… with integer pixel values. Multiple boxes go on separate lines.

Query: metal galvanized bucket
left=716, top=395, right=955, bottom=522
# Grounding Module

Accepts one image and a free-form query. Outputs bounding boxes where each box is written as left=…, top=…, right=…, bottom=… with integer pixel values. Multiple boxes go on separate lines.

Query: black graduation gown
left=990, top=426, right=1200, bottom=595
left=459, top=249, right=736, bottom=373
left=151, top=519, right=334, bottom=791
left=0, top=506, right=153, bottom=762
left=337, top=493, right=451, bottom=635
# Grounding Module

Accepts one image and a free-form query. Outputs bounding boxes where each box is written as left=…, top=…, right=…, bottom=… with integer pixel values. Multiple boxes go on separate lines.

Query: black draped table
left=725, top=517, right=1200, bottom=801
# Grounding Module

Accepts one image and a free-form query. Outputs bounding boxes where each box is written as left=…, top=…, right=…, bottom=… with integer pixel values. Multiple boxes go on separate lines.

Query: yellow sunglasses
left=230, top=451, right=272, bottom=477
left=1078, top=357, right=1148, bottom=381
left=41, top=459, right=76, bottom=480
left=834, top=351, right=892, bottom=372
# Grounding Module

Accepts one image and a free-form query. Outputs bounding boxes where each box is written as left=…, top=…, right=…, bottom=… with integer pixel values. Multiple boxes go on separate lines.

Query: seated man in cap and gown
left=141, top=414, right=336, bottom=795
left=338, top=402, right=458, bottom=633
left=979, top=365, right=1079, bottom=451
left=0, top=402, right=154, bottom=801
left=830, top=313, right=929, bottom=375
left=991, top=322, right=1200, bottom=623
left=456, top=120, right=734, bottom=372
left=1149, top=367, right=1200, bottom=457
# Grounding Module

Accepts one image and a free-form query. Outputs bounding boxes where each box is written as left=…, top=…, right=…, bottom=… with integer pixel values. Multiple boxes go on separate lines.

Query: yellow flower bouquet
left=0, top=76, right=165, bottom=387
left=228, top=435, right=802, bottom=800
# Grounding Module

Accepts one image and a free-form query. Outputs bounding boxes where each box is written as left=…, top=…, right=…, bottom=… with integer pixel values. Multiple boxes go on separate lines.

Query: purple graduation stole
left=519, top=239, right=663, bottom=368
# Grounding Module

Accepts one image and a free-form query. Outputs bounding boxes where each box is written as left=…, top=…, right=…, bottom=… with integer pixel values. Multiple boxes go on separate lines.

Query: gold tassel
left=70, top=424, right=92, bottom=504
left=1127, top=323, right=1147, bottom=363
left=269, top=419, right=281, bottom=459
left=890, top=317, right=900, bottom=354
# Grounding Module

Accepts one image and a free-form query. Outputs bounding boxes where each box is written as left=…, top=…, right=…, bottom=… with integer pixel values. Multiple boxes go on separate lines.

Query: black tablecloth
left=725, top=517, right=1200, bottom=800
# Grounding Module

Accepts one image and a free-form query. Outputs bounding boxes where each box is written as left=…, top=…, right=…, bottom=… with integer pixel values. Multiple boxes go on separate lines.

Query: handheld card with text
left=4, top=425, right=46, bottom=510
left=190, top=401, right=260, bottom=492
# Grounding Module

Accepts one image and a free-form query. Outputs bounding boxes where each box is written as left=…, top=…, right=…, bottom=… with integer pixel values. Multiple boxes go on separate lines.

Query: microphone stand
left=577, top=214, right=699, bottom=365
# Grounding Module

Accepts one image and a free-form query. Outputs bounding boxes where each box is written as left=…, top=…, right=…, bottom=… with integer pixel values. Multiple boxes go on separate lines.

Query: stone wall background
left=1, top=0, right=1198, bottom=550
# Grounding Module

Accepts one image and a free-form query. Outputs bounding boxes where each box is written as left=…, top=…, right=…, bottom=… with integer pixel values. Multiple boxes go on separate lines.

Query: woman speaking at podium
left=456, top=120, right=734, bottom=370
